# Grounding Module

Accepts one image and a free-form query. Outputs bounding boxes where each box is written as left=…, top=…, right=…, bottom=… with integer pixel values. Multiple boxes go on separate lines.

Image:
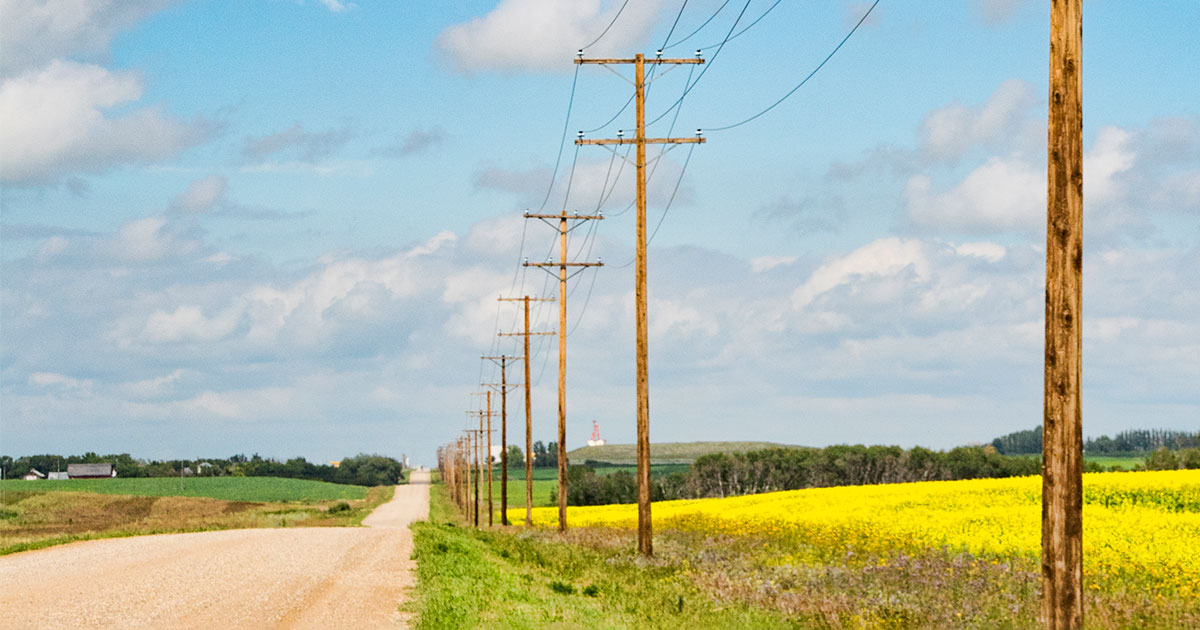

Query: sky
left=1, top=0, right=1197, bottom=467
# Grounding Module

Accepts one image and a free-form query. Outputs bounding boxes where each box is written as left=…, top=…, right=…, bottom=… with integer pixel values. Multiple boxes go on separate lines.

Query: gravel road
left=0, top=470, right=431, bottom=629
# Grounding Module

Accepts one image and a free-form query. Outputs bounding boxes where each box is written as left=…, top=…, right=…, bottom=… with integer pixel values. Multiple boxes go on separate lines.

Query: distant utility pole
left=1043, top=1, right=1083, bottom=628
left=483, top=354, right=522, bottom=526
left=524, top=212, right=603, bottom=532
left=486, top=392, right=494, bottom=527
left=499, top=296, right=555, bottom=526
left=576, top=50, right=705, bottom=557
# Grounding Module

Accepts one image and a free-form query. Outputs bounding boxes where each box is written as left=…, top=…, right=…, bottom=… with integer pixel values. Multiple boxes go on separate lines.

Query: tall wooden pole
left=632, top=53, right=654, bottom=557
left=500, top=360, right=509, bottom=525
left=524, top=216, right=602, bottom=533
left=486, top=392, right=494, bottom=527
left=500, top=295, right=556, bottom=527
left=556, top=215, right=569, bottom=532
left=523, top=299, right=534, bottom=526
left=576, top=51, right=704, bottom=556
left=473, top=424, right=481, bottom=527
left=1043, top=1, right=1084, bottom=628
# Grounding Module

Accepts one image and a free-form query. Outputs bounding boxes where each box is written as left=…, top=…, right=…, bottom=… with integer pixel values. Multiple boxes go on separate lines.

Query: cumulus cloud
left=0, top=61, right=212, bottom=185
left=903, top=157, right=1044, bottom=234
left=0, top=0, right=179, bottom=77
left=919, top=79, right=1037, bottom=162
left=436, top=0, right=671, bottom=73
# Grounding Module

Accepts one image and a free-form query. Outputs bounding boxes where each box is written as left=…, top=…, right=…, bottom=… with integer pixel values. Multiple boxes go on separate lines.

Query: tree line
left=558, top=444, right=1043, bottom=506
left=991, top=426, right=1199, bottom=455
left=557, top=439, right=1200, bottom=506
left=1, top=452, right=407, bottom=486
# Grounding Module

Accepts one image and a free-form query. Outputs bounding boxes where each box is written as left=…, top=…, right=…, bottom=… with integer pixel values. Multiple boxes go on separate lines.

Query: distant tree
left=991, top=426, right=1042, bottom=455
left=506, top=445, right=524, bottom=469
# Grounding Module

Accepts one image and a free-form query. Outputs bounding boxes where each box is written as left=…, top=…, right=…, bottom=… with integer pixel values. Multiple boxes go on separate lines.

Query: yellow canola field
left=513, top=470, right=1200, bottom=595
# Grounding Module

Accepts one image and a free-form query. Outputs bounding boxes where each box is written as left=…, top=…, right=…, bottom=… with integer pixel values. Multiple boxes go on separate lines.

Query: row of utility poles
left=441, top=4, right=1086, bottom=623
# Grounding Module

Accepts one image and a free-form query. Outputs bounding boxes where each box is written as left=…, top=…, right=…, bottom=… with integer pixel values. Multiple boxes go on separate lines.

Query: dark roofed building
left=67, top=463, right=117, bottom=479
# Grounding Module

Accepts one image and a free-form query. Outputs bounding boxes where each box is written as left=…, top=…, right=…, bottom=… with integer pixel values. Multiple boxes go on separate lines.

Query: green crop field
left=568, top=441, right=799, bottom=465
left=1085, top=455, right=1145, bottom=470
left=0, top=476, right=368, bottom=503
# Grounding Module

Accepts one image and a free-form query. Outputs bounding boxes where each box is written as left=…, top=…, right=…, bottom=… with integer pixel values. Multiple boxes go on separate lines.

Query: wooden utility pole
left=486, top=392, right=494, bottom=526
left=525, top=212, right=603, bottom=532
left=483, top=355, right=522, bottom=526
left=576, top=50, right=705, bottom=556
left=499, top=296, right=555, bottom=526
left=1043, top=1, right=1083, bottom=628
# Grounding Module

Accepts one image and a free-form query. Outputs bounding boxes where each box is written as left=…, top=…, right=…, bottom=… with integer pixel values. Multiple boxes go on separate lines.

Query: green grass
left=1085, top=455, right=1145, bottom=470
left=0, top=476, right=368, bottom=502
left=567, top=441, right=798, bottom=465
left=1, top=483, right=392, bottom=556
left=413, top=480, right=1198, bottom=629
left=406, top=484, right=790, bottom=629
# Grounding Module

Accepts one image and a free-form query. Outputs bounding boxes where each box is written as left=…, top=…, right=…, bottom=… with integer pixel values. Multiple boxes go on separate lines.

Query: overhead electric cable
left=706, top=0, right=881, bottom=132
left=580, top=0, right=632, bottom=51
left=537, top=66, right=580, bottom=211
left=645, top=0, right=753, bottom=127
left=662, top=0, right=730, bottom=50
left=695, top=0, right=784, bottom=51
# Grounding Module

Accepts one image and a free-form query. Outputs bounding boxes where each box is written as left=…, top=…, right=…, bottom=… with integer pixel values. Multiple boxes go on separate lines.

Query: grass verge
left=406, top=483, right=790, bottom=630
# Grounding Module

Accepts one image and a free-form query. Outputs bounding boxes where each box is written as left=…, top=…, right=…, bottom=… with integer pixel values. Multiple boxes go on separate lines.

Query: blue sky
left=2, top=0, right=1197, bottom=466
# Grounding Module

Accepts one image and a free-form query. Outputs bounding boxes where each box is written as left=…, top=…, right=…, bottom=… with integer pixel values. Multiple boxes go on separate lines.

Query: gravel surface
left=0, top=470, right=431, bottom=629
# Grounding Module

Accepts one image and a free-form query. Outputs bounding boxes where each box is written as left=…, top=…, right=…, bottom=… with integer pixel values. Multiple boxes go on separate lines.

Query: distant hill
left=567, top=441, right=799, bottom=466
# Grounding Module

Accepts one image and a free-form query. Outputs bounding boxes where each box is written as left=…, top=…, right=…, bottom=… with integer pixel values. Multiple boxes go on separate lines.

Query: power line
left=580, top=0, right=632, bottom=51
left=706, top=0, right=881, bottom=132
left=645, top=0, right=754, bottom=127
left=662, top=0, right=731, bottom=50
left=695, top=0, right=784, bottom=51
left=538, top=66, right=581, bottom=211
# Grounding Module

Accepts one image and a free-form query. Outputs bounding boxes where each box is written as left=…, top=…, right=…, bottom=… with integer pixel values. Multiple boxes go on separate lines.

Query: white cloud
left=0, top=0, right=179, bottom=77
left=171, top=175, right=228, bottom=214
left=919, top=79, right=1036, bottom=162
left=792, top=238, right=931, bottom=309
left=750, top=256, right=798, bottom=273
left=954, top=242, right=1007, bottom=262
left=0, top=60, right=211, bottom=184
left=436, top=0, right=671, bottom=73
left=142, top=305, right=243, bottom=344
left=904, top=158, right=1044, bottom=233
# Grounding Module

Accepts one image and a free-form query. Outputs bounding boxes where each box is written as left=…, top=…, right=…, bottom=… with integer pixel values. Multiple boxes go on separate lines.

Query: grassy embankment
left=405, top=482, right=790, bottom=629
left=0, top=476, right=393, bottom=555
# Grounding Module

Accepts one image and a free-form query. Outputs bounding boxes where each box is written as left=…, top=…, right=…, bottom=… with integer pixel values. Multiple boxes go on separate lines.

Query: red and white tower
left=586, top=420, right=606, bottom=447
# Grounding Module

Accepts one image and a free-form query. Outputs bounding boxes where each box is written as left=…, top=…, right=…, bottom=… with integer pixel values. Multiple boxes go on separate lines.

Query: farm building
left=22, top=468, right=47, bottom=480
left=67, top=463, right=117, bottom=479
left=48, top=471, right=69, bottom=480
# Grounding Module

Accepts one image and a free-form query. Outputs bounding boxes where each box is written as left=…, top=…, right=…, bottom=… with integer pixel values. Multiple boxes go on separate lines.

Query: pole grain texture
left=1043, top=0, right=1084, bottom=628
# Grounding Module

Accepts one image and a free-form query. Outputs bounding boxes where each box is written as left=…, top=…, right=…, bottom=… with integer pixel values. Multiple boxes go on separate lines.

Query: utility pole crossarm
left=524, top=262, right=603, bottom=267
left=576, top=58, right=704, bottom=65
left=577, top=138, right=705, bottom=146
left=523, top=212, right=605, bottom=220
left=499, top=331, right=555, bottom=337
